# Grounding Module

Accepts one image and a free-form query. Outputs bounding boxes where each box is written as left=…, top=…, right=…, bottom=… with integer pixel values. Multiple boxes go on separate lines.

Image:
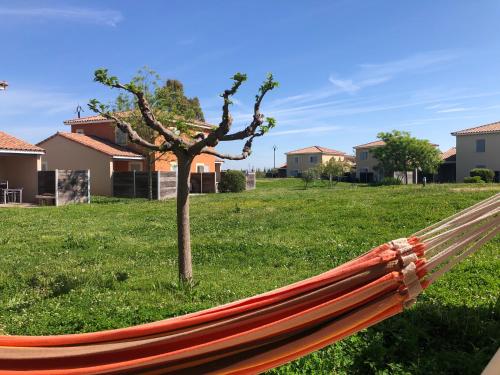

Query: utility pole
left=272, top=145, right=277, bottom=169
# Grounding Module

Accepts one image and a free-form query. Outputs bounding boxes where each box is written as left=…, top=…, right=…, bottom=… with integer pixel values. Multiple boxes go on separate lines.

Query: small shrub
left=301, top=169, right=318, bottom=189
left=219, top=170, right=246, bottom=193
left=470, top=168, right=494, bottom=182
left=464, top=176, right=485, bottom=184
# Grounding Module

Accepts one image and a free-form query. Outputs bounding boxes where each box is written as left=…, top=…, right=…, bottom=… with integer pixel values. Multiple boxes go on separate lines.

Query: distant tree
left=302, top=168, right=317, bottom=189
left=90, top=69, right=278, bottom=284
left=372, top=130, right=442, bottom=184
left=323, top=158, right=348, bottom=187
left=156, top=79, right=205, bottom=121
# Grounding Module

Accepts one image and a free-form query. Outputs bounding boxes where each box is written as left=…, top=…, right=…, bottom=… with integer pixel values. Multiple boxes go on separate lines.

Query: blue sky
left=1, top=1, right=500, bottom=169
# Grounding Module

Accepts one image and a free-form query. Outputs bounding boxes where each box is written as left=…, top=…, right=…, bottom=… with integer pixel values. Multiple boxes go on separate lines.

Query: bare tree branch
left=200, top=132, right=263, bottom=160
left=97, top=111, right=167, bottom=151
left=93, top=69, right=185, bottom=147
left=188, top=73, right=247, bottom=155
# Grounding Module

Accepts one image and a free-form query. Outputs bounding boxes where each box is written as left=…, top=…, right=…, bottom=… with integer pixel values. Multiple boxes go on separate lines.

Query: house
left=0, top=131, right=44, bottom=202
left=437, top=147, right=456, bottom=182
left=285, top=146, right=348, bottom=177
left=38, top=132, right=144, bottom=196
left=354, top=140, right=416, bottom=183
left=451, top=121, right=500, bottom=182
left=38, top=113, right=218, bottom=196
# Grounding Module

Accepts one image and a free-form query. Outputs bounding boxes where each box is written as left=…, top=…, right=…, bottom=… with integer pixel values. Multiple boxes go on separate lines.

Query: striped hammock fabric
left=0, top=194, right=498, bottom=374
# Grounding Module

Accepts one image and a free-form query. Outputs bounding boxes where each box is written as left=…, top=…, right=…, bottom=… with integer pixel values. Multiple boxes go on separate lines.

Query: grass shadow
left=349, top=298, right=500, bottom=374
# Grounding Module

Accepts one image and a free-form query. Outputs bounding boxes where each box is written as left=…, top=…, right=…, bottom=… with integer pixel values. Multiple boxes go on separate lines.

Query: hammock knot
left=390, top=238, right=413, bottom=255
left=401, top=262, right=423, bottom=301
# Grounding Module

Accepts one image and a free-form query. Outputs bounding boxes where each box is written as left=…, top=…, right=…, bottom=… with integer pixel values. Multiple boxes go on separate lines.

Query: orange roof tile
left=64, top=111, right=215, bottom=130
left=451, top=121, right=500, bottom=136
left=353, top=140, right=385, bottom=149
left=286, top=145, right=346, bottom=155
left=38, top=132, right=143, bottom=159
left=441, top=147, right=456, bottom=161
left=0, top=131, right=45, bottom=154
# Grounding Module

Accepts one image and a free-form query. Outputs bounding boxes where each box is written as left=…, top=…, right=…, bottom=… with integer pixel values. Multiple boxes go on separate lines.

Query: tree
left=372, top=130, right=441, bottom=184
left=155, top=79, right=205, bottom=122
left=89, top=69, right=278, bottom=284
left=301, top=168, right=316, bottom=189
left=111, top=67, right=205, bottom=200
left=323, top=158, right=348, bottom=187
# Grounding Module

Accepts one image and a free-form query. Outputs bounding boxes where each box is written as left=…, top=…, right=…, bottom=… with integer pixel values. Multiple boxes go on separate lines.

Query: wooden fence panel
left=190, top=172, right=217, bottom=194
left=112, top=172, right=135, bottom=198
left=57, top=170, right=90, bottom=205
left=38, top=170, right=90, bottom=206
left=112, top=171, right=176, bottom=200
left=246, top=172, right=256, bottom=190
left=158, top=172, right=177, bottom=199
left=38, top=171, right=55, bottom=195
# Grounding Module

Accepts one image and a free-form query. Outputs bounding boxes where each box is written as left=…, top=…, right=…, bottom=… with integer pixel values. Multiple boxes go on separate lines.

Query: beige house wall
left=286, top=153, right=346, bottom=176
left=455, top=133, right=500, bottom=181
left=0, top=154, right=41, bottom=202
left=39, top=136, right=113, bottom=196
left=355, top=147, right=382, bottom=180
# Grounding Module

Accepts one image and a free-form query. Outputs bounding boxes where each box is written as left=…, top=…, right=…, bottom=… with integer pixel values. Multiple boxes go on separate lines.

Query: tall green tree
left=372, top=130, right=442, bottom=184
left=90, top=69, right=278, bottom=284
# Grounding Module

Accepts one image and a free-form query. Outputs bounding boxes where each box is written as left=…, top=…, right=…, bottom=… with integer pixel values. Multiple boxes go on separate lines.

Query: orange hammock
left=0, top=194, right=498, bottom=374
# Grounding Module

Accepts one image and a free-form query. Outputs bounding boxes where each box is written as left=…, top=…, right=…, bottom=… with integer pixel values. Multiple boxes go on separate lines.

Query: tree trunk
left=176, top=155, right=193, bottom=284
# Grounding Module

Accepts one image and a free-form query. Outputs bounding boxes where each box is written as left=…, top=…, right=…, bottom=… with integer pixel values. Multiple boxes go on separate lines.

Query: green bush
left=470, top=168, right=494, bottom=182
left=464, top=176, right=485, bottom=183
left=372, top=177, right=403, bottom=186
left=219, top=170, right=246, bottom=193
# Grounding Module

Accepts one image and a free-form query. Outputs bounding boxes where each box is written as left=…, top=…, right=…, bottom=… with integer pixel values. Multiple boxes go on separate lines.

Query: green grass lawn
left=0, top=179, right=499, bottom=374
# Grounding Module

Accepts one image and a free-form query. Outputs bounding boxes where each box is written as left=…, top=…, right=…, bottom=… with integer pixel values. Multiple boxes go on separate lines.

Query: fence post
left=87, top=169, right=91, bottom=204
left=133, top=170, right=136, bottom=198
left=54, top=169, right=59, bottom=207
left=157, top=171, right=161, bottom=200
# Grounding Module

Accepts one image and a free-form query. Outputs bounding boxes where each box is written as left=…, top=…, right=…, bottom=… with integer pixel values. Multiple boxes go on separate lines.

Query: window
left=170, top=162, right=178, bottom=172
left=115, top=127, right=128, bottom=145
left=309, top=155, right=318, bottom=163
left=475, top=139, right=485, bottom=153
left=294, top=156, right=299, bottom=164
left=196, top=163, right=209, bottom=173
left=360, top=151, right=368, bottom=161
left=75, top=129, right=84, bottom=135
left=129, top=162, right=143, bottom=171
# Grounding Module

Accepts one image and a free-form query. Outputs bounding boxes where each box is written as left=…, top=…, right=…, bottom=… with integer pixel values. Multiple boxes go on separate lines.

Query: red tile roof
left=38, top=132, right=144, bottom=159
left=441, top=147, right=456, bottom=161
left=0, top=131, right=45, bottom=154
left=286, top=145, right=346, bottom=155
left=353, top=140, right=385, bottom=149
left=451, top=121, right=500, bottom=136
left=64, top=111, right=215, bottom=130
left=354, top=140, right=438, bottom=149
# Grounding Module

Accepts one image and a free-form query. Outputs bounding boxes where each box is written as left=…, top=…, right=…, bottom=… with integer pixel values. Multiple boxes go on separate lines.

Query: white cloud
left=0, top=88, right=84, bottom=116
left=269, top=125, right=342, bottom=137
left=328, top=78, right=360, bottom=93
left=0, top=7, right=123, bottom=26
left=436, top=107, right=470, bottom=113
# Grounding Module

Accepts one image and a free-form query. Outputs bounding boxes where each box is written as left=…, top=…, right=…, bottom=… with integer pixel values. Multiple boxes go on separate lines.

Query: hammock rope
left=0, top=194, right=498, bottom=374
